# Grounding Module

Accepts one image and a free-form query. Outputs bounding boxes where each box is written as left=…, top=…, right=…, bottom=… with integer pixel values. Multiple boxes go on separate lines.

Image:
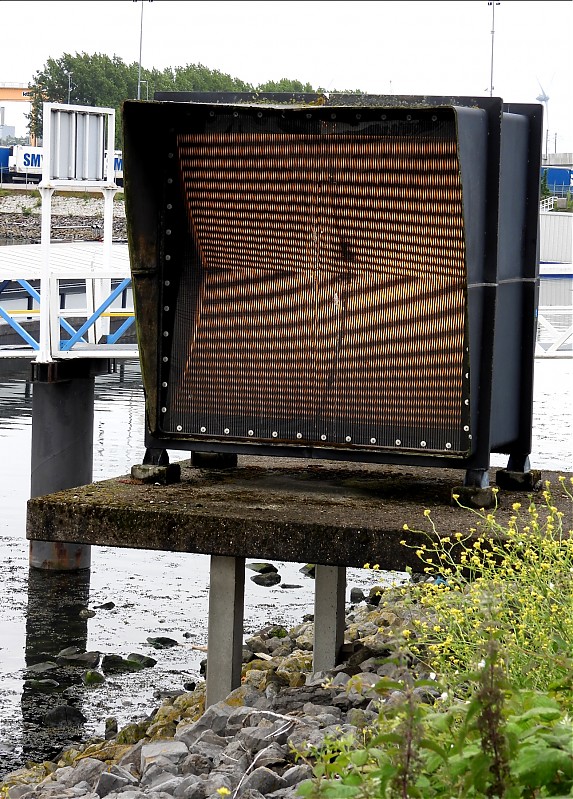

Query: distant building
left=0, top=124, right=16, bottom=140
left=542, top=152, right=573, bottom=169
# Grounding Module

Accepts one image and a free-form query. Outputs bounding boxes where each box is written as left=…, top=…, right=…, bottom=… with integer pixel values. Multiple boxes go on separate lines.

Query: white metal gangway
left=0, top=241, right=137, bottom=359
left=540, top=196, right=559, bottom=212
left=0, top=102, right=138, bottom=362
left=535, top=306, right=573, bottom=358
left=1, top=243, right=569, bottom=359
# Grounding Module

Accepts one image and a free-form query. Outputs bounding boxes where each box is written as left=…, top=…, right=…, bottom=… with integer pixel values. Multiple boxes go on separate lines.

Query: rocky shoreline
left=0, top=192, right=418, bottom=798
left=1, top=581, right=430, bottom=799
left=0, top=192, right=127, bottom=243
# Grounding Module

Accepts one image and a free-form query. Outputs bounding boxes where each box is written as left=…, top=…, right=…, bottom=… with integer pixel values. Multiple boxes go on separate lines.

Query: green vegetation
left=296, top=480, right=573, bottom=798
left=401, top=480, right=573, bottom=695
left=27, top=53, right=326, bottom=147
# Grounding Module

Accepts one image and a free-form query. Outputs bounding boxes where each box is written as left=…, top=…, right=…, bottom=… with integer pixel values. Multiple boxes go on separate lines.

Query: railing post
left=37, top=185, right=55, bottom=362
left=94, top=185, right=118, bottom=342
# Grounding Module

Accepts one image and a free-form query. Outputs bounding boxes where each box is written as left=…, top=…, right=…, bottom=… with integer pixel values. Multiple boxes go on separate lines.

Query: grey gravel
left=3, top=591, right=432, bottom=799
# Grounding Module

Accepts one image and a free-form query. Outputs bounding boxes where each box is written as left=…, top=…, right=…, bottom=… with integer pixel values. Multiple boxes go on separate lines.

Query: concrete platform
left=26, top=458, right=570, bottom=571
left=26, top=457, right=571, bottom=705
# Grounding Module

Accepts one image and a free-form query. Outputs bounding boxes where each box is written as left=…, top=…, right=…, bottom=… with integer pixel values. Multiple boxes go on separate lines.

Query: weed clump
left=400, top=478, right=573, bottom=697
left=296, top=480, right=573, bottom=798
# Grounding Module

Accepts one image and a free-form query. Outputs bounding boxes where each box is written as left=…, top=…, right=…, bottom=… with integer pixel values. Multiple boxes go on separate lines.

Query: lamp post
left=488, top=1, right=500, bottom=97
left=135, top=0, right=153, bottom=100
left=137, top=1, right=143, bottom=99
left=66, top=71, right=73, bottom=104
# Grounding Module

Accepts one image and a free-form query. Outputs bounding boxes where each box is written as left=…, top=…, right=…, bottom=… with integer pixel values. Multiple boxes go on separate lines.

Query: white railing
left=536, top=306, right=573, bottom=357
left=540, top=196, right=559, bottom=212
left=0, top=271, right=137, bottom=359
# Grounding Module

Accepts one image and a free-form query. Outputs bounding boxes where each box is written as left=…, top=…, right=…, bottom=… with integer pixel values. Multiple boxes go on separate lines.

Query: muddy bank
left=0, top=193, right=126, bottom=242
left=0, top=585, right=426, bottom=798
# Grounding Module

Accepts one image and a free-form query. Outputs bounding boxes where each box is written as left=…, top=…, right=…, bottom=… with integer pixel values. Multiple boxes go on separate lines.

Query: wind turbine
left=536, top=79, right=551, bottom=159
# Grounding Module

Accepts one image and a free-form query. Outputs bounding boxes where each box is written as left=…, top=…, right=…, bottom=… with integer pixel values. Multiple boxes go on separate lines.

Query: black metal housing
left=122, top=94, right=541, bottom=476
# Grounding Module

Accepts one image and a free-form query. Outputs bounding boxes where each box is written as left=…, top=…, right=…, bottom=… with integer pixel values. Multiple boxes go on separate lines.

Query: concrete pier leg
left=30, top=374, right=94, bottom=570
left=313, top=565, right=346, bottom=672
left=206, top=555, right=245, bottom=706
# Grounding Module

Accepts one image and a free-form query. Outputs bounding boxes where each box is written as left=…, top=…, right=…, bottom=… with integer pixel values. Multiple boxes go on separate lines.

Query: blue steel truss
left=0, top=277, right=135, bottom=353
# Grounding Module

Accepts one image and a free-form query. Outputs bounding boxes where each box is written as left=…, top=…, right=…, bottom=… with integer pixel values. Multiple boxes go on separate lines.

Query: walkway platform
left=0, top=241, right=129, bottom=279
left=27, top=457, right=571, bottom=704
left=0, top=241, right=137, bottom=359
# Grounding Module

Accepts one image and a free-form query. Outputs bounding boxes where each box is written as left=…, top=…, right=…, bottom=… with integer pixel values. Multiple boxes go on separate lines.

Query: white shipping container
left=539, top=212, right=572, bottom=264
left=8, top=145, right=43, bottom=176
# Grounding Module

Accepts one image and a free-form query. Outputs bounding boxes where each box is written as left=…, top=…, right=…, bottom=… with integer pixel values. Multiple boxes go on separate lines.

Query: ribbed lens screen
left=160, top=113, right=470, bottom=453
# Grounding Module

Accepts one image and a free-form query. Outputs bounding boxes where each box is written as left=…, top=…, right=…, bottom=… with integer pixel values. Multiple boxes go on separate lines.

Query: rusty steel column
left=29, top=363, right=97, bottom=570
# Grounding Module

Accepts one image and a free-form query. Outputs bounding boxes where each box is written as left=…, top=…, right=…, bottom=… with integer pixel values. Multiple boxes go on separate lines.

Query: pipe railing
left=0, top=275, right=137, bottom=359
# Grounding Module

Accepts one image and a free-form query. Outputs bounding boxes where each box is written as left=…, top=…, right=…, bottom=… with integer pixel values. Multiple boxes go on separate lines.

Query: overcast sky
left=1, top=0, right=571, bottom=151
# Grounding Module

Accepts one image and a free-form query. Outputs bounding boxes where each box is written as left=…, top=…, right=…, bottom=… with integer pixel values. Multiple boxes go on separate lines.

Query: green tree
left=0, top=135, right=28, bottom=146
left=27, top=52, right=360, bottom=146
left=27, top=53, right=261, bottom=145
left=172, top=63, right=252, bottom=93
left=256, top=78, right=314, bottom=93
left=540, top=169, right=550, bottom=199
left=28, top=52, right=139, bottom=146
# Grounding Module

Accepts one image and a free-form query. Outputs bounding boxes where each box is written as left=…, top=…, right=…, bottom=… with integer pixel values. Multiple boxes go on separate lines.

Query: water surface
left=0, top=358, right=571, bottom=776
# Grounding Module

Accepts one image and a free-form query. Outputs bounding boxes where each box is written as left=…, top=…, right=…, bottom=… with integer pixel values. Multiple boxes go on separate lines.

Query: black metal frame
left=122, top=94, right=541, bottom=484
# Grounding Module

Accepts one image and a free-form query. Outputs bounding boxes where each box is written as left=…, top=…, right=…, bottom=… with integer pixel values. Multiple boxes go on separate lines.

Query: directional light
left=123, top=93, right=541, bottom=478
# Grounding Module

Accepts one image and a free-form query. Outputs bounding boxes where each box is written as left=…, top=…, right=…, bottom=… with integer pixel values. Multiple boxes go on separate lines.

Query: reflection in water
left=22, top=568, right=90, bottom=765
left=0, top=358, right=570, bottom=778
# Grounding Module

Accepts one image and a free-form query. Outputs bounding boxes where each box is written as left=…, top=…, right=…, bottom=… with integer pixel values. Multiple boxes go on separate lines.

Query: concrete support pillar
left=30, top=373, right=94, bottom=570
left=206, top=555, right=245, bottom=707
left=313, top=565, right=346, bottom=672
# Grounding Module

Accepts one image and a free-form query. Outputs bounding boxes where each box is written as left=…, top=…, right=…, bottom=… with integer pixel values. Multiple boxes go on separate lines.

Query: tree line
left=27, top=53, right=331, bottom=146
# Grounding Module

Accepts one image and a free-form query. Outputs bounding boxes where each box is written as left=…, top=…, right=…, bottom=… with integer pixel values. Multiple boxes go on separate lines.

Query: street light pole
left=488, top=1, right=500, bottom=98
left=137, top=1, right=143, bottom=99
left=134, top=0, right=152, bottom=100
left=67, top=71, right=73, bottom=104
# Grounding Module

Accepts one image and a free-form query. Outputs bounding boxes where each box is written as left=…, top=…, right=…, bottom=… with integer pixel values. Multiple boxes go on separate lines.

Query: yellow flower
left=363, top=563, right=370, bottom=569
left=423, top=509, right=431, bottom=518
left=512, top=502, right=522, bottom=511
left=216, top=790, right=231, bottom=797
left=403, top=523, right=409, bottom=531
